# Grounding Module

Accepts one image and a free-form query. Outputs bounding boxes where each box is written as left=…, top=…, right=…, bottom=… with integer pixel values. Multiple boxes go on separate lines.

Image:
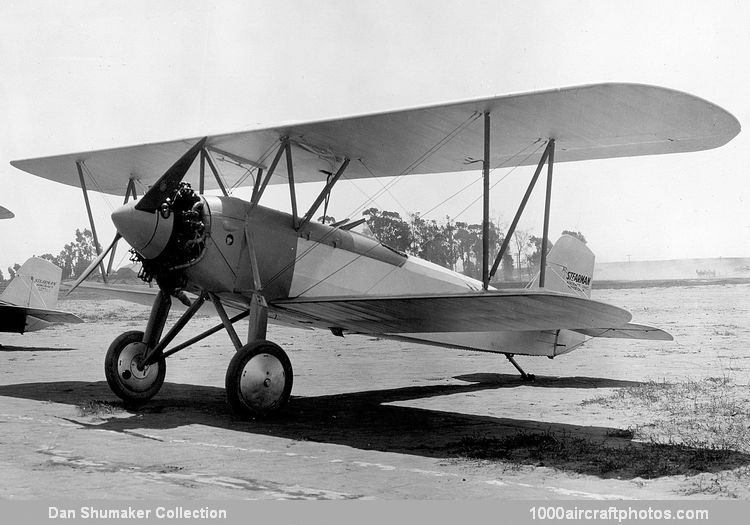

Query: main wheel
left=225, top=340, right=293, bottom=418
left=104, top=330, right=166, bottom=404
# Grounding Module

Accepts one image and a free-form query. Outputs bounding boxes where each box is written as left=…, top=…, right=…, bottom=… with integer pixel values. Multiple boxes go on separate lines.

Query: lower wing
left=272, top=290, right=633, bottom=334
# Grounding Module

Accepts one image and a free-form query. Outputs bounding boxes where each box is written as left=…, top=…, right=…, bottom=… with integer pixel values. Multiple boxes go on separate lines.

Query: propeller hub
left=112, top=201, right=174, bottom=259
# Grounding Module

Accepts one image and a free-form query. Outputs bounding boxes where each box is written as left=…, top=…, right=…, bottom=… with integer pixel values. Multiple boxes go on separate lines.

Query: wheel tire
left=225, top=340, right=293, bottom=418
left=104, top=330, right=166, bottom=404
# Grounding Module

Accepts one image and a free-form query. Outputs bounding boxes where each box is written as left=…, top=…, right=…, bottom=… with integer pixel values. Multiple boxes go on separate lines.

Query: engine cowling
left=112, top=182, right=207, bottom=292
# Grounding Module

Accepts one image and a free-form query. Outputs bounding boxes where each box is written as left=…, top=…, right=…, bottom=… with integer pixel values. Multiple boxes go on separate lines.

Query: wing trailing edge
left=272, top=290, right=632, bottom=334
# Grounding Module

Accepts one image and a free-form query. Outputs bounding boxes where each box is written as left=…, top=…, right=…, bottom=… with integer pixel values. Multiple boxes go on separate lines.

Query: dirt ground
left=1, top=282, right=749, bottom=500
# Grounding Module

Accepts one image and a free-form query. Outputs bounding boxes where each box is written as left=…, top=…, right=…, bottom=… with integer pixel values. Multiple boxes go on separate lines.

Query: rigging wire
left=80, top=162, right=116, bottom=214
left=275, top=130, right=545, bottom=296
left=344, top=111, right=482, bottom=220
left=418, top=138, right=544, bottom=221
left=291, top=240, right=388, bottom=297
left=450, top=139, right=547, bottom=222
left=287, top=140, right=550, bottom=296
left=266, top=116, right=543, bottom=296
left=394, top=139, right=547, bottom=261
left=356, top=158, right=411, bottom=218
left=228, top=140, right=279, bottom=192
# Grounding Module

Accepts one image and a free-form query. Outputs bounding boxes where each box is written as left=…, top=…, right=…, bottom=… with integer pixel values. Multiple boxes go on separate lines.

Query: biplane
left=10, top=83, right=740, bottom=417
left=0, top=256, right=83, bottom=334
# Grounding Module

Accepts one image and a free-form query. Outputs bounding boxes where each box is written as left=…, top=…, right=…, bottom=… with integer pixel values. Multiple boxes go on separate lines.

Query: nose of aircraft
left=111, top=201, right=174, bottom=259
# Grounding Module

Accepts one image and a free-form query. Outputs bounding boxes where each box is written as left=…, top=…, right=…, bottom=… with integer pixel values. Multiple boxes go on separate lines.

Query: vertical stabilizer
left=530, top=235, right=595, bottom=298
left=0, top=257, right=63, bottom=309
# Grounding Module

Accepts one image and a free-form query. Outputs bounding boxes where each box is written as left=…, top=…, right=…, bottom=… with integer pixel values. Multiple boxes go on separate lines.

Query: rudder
left=530, top=235, right=595, bottom=298
left=0, top=257, right=63, bottom=309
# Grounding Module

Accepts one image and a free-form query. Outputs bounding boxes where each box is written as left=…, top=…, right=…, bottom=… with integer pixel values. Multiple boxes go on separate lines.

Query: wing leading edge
left=11, top=83, right=740, bottom=195
left=272, top=290, right=632, bottom=334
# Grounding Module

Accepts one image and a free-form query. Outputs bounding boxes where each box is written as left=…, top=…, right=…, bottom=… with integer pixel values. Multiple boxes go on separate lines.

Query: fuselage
left=182, top=195, right=586, bottom=357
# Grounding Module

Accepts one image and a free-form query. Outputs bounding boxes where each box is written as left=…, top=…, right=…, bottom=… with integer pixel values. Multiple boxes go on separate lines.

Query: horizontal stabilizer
left=573, top=323, right=673, bottom=341
left=273, top=290, right=632, bottom=334
left=0, top=304, right=83, bottom=333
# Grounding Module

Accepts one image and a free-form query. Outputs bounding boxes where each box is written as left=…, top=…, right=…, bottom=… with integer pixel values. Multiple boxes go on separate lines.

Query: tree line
left=2, top=228, right=99, bottom=283
left=350, top=208, right=585, bottom=282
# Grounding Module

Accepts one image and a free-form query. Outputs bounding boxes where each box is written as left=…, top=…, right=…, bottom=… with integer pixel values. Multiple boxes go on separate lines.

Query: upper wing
left=271, top=290, right=632, bottom=334
left=11, top=83, right=740, bottom=195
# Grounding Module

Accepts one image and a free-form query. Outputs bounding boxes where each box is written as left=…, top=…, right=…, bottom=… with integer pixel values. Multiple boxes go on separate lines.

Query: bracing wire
left=229, top=140, right=279, bottom=192
left=344, top=111, right=482, bottom=220
left=279, top=135, right=547, bottom=296
left=418, top=138, right=544, bottom=222
left=81, top=162, right=116, bottom=214
left=357, top=159, right=411, bottom=218
left=450, top=139, right=547, bottom=222
left=383, top=138, right=547, bottom=260
left=263, top=112, right=486, bottom=292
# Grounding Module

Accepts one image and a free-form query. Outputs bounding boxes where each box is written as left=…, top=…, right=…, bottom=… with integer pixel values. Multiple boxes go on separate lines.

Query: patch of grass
left=682, top=466, right=750, bottom=498
left=581, top=377, right=750, bottom=453
left=76, top=400, right=124, bottom=418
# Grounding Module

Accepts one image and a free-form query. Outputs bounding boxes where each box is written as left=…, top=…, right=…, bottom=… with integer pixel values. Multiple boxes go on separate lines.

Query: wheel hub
left=239, top=353, right=286, bottom=410
left=117, top=342, right=159, bottom=392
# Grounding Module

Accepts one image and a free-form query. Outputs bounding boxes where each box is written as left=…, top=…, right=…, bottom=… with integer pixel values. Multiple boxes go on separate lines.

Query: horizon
left=2, top=1, right=749, bottom=272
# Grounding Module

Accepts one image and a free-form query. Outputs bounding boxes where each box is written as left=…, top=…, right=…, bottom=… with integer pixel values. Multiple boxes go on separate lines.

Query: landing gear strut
left=212, top=292, right=294, bottom=418
left=504, top=353, right=535, bottom=382
left=104, top=290, right=172, bottom=404
left=102, top=287, right=294, bottom=418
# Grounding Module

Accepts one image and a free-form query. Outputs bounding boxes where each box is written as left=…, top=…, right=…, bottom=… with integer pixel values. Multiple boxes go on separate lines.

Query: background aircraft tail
left=529, top=235, right=594, bottom=298
left=0, top=257, right=63, bottom=309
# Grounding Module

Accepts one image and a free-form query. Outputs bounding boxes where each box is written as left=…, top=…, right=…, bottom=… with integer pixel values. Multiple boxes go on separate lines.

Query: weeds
left=449, top=377, right=750, bottom=481
left=682, top=466, right=750, bottom=498
left=76, top=400, right=124, bottom=418
left=581, top=377, right=750, bottom=453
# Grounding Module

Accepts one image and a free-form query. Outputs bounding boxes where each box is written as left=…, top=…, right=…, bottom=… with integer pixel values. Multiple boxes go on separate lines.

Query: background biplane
left=10, top=83, right=740, bottom=417
left=0, top=256, right=83, bottom=334
left=1, top=206, right=83, bottom=333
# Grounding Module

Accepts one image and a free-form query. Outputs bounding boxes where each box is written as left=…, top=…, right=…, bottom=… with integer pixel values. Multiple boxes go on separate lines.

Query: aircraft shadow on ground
left=0, top=345, right=74, bottom=352
left=0, top=375, right=747, bottom=480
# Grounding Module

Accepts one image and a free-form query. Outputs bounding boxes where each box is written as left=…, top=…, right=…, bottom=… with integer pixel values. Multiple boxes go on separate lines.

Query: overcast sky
left=1, top=0, right=748, bottom=275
